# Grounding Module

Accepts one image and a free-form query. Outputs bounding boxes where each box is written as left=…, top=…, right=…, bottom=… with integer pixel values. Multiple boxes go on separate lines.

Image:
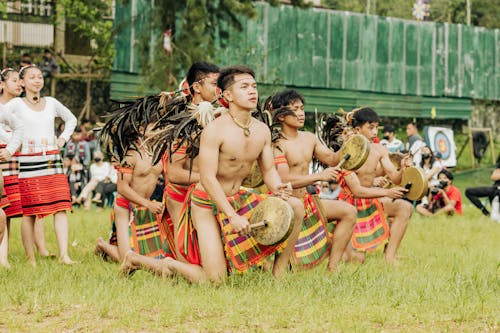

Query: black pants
left=465, top=186, right=499, bottom=211
left=94, top=181, right=117, bottom=207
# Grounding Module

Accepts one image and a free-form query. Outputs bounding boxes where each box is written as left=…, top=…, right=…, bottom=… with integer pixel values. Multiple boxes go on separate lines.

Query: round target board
left=433, top=131, right=451, bottom=159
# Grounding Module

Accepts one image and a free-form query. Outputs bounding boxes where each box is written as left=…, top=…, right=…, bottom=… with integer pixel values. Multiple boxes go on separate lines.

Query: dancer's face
left=280, top=99, right=305, bottom=129
left=21, top=67, right=44, bottom=93
left=1, top=71, right=22, bottom=97
left=194, top=72, right=219, bottom=103
left=356, top=121, right=379, bottom=141
left=224, top=74, right=258, bottom=111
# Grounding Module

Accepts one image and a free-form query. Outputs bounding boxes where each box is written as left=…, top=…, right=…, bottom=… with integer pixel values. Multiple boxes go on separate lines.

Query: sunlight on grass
left=0, top=169, right=499, bottom=331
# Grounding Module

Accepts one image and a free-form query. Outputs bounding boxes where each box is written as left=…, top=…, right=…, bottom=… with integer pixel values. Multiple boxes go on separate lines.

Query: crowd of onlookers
left=60, top=119, right=118, bottom=211
left=310, top=121, right=499, bottom=221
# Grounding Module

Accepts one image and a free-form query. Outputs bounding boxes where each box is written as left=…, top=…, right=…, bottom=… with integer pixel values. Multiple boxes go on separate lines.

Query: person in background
left=75, top=150, right=112, bottom=210
left=406, top=122, right=426, bottom=166
left=380, top=124, right=404, bottom=153
left=20, top=53, right=32, bottom=68
left=420, top=146, right=441, bottom=187
left=465, top=155, right=500, bottom=217
left=39, top=49, right=59, bottom=80
left=64, top=127, right=91, bottom=169
left=320, top=180, right=341, bottom=200
left=416, top=169, right=462, bottom=216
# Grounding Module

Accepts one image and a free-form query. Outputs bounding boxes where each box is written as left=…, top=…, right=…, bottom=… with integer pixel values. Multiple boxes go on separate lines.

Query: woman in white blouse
left=4, top=65, right=77, bottom=265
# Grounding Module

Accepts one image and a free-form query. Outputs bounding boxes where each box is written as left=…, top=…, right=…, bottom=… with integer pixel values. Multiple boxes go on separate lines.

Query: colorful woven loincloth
left=337, top=171, right=389, bottom=252
left=164, top=182, right=189, bottom=203
left=0, top=144, right=22, bottom=217
left=109, top=196, right=175, bottom=259
left=291, top=193, right=333, bottom=269
left=17, top=150, right=71, bottom=218
left=178, top=185, right=286, bottom=272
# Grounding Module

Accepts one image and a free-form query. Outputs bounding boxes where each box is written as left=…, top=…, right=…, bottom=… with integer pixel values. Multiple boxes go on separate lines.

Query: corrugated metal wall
left=216, top=4, right=499, bottom=101
left=112, top=2, right=500, bottom=118
left=0, top=20, right=53, bottom=47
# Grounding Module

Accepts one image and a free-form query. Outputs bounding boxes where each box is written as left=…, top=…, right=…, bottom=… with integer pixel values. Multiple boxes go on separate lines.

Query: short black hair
left=186, top=61, right=219, bottom=94
left=383, top=124, right=395, bottom=133
left=438, top=169, right=453, bottom=181
left=352, top=107, right=380, bottom=128
left=44, top=49, right=51, bottom=54
left=217, top=65, right=255, bottom=91
left=408, top=121, right=418, bottom=129
left=270, top=89, right=305, bottom=110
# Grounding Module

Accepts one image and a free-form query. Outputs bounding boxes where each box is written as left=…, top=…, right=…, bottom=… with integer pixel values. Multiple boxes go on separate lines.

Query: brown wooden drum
left=242, top=161, right=264, bottom=188
left=400, top=166, right=428, bottom=201
left=249, top=196, right=294, bottom=246
left=338, top=134, right=370, bottom=170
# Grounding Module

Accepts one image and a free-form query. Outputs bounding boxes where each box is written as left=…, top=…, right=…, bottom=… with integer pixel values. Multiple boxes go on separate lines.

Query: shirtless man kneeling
left=336, top=108, right=413, bottom=263
left=270, top=89, right=356, bottom=271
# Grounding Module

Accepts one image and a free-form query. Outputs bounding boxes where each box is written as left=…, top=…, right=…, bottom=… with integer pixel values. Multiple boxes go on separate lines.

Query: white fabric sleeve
left=0, top=109, right=24, bottom=154
left=50, top=97, right=77, bottom=142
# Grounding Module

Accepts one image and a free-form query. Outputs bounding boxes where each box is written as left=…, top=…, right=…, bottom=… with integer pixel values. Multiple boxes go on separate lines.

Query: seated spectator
left=380, top=124, right=404, bottom=153
left=319, top=180, right=341, bottom=200
left=39, top=49, right=59, bottom=79
left=416, top=169, right=462, bottom=216
left=91, top=166, right=117, bottom=211
left=75, top=151, right=113, bottom=209
left=465, top=155, right=500, bottom=217
left=64, top=127, right=91, bottom=169
left=65, top=154, right=87, bottom=205
left=420, top=146, right=441, bottom=187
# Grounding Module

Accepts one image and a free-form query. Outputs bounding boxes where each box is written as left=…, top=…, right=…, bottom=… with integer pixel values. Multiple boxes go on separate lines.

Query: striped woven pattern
left=177, top=185, right=211, bottom=265
left=337, top=170, right=389, bottom=252
left=165, top=182, right=189, bottom=203
left=109, top=197, right=175, bottom=259
left=18, top=150, right=64, bottom=178
left=18, top=174, right=72, bottom=217
left=291, top=194, right=332, bottom=269
left=0, top=149, right=23, bottom=216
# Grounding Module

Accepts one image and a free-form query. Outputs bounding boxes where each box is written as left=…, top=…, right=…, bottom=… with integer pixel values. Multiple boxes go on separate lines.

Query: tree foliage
left=59, top=0, right=115, bottom=72
left=127, top=0, right=310, bottom=91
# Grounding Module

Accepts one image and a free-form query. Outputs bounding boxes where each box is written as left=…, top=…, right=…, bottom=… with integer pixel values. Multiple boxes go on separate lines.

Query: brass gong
left=338, top=134, right=370, bottom=170
left=249, top=196, right=294, bottom=246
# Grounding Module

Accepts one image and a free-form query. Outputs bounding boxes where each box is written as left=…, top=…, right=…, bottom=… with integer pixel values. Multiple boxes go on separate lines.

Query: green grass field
left=0, top=169, right=499, bottom=332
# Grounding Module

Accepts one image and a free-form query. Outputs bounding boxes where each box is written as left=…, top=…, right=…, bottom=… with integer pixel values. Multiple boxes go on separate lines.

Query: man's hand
left=148, top=200, right=164, bottom=215
left=0, top=149, right=12, bottom=162
left=275, top=182, right=292, bottom=200
left=228, top=214, right=251, bottom=235
left=385, top=186, right=408, bottom=199
left=401, top=154, right=413, bottom=168
left=373, top=176, right=389, bottom=188
left=321, top=167, right=339, bottom=181
left=56, top=137, right=66, bottom=149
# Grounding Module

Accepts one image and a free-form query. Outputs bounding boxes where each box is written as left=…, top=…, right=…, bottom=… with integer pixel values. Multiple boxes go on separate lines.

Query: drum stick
left=336, top=153, right=351, bottom=169
left=224, top=220, right=269, bottom=235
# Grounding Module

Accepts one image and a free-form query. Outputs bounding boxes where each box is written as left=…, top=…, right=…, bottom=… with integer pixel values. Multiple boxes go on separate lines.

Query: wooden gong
left=249, top=196, right=294, bottom=246
left=338, top=134, right=370, bottom=170
left=400, top=166, right=428, bottom=201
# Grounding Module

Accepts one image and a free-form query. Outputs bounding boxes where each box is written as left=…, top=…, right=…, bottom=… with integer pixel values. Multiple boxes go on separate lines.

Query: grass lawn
left=0, top=168, right=499, bottom=332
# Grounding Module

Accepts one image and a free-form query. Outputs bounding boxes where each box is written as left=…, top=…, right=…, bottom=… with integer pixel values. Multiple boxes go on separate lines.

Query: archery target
left=424, top=126, right=456, bottom=167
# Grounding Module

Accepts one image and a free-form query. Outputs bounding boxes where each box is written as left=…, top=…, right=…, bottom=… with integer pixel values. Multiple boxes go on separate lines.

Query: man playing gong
left=122, top=66, right=304, bottom=283
left=269, top=89, right=356, bottom=272
left=336, top=107, right=413, bottom=263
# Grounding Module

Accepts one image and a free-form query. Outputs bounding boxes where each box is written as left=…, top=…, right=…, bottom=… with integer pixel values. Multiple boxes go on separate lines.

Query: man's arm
left=116, top=154, right=159, bottom=211
left=198, top=123, right=237, bottom=218
left=312, top=134, right=341, bottom=167
left=344, top=172, right=406, bottom=199
left=167, top=152, right=200, bottom=185
left=273, top=145, right=335, bottom=189
left=491, top=168, right=500, bottom=182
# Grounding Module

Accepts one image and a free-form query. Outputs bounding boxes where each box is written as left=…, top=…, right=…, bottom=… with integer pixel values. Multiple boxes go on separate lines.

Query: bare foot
left=159, top=257, right=175, bottom=278
left=0, top=261, right=11, bottom=269
left=120, top=251, right=139, bottom=277
left=343, top=249, right=365, bottom=263
left=59, top=255, right=78, bottom=265
left=94, top=238, right=109, bottom=261
left=385, top=256, right=400, bottom=265
left=27, top=259, right=37, bottom=267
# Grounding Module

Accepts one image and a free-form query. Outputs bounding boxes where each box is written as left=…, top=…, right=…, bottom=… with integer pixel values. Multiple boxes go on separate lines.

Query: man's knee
left=287, top=197, right=304, bottom=222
